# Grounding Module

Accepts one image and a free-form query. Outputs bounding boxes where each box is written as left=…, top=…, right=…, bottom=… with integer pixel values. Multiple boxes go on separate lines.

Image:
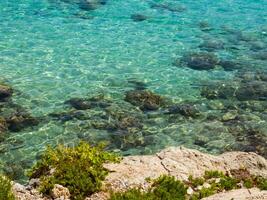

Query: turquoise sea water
left=0, top=0, right=267, bottom=181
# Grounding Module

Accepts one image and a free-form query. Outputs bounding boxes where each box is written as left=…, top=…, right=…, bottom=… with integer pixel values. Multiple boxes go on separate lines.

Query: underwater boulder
left=65, top=95, right=111, bottom=110
left=65, top=98, right=92, bottom=110
left=90, top=119, right=117, bottom=130
left=166, top=104, right=200, bottom=118
left=0, top=117, right=8, bottom=134
left=128, top=79, right=147, bottom=90
left=253, top=51, right=267, bottom=60
left=221, top=111, right=238, bottom=122
left=125, top=90, right=165, bottom=111
left=219, top=60, right=244, bottom=71
left=199, top=39, right=224, bottom=51
left=229, top=126, right=267, bottom=158
left=178, top=52, right=219, bottom=70
left=150, top=2, right=186, bottom=13
left=131, top=14, right=148, bottom=22
left=236, top=81, right=267, bottom=101
left=110, top=130, right=145, bottom=151
left=237, top=70, right=267, bottom=82
left=6, top=112, right=39, bottom=132
left=199, top=21, right=213, bottom=32
left=201, top=83, right=237, bottom=99
left=49, top=110, right=88, bottom=122
left=105, top=104, right=144, bottom=131
left=249, top=41, right=266, bottom=51
left=115, top=115, right=143, bottom=130
left=78, top=0, right=107, bottom=11
left=0, top=84, right=13, bottom=101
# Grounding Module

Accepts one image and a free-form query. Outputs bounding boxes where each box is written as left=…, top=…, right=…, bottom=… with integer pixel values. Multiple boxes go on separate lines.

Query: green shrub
left=204, top=171, right=225, bottom=179
left=109, top=188, right=152, bottom=200
left=219, top=176, right=238, bottom=191
left=190, top=187, right=216, bottom=200
left=110, top=175, right=187, bottom=200
left=256, top=177, right=267, bottom=190
left=151, top=175, right=187, bottom=200
left=0, top=175, right=15, bottom=200
left=28, top=141, right=120, bottom=200
left=243, top=179, right=253, bottom=188
left=188, top=175, right=205, bottom=187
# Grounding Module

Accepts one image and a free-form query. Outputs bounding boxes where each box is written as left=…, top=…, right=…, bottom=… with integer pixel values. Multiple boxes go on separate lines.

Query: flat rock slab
left=203, top=188, right=267, bottom=200
left=104, top=146, right=267, bottom=191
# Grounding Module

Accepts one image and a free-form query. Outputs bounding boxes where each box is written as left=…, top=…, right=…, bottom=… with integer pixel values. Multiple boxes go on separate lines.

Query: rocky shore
left=12, top=146, right=267, bottom=200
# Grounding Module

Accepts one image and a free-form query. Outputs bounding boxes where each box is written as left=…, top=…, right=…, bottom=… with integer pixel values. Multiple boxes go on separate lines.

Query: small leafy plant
left=110, top=175, right=187, bottom=200
left=28, top=141, right=120, bottom=200
left=0, top=174, right=15, bottom=200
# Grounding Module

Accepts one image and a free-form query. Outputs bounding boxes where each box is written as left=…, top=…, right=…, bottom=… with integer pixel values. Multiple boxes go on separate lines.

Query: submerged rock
left=201, top=83, right=237, bottom=100
left=227, top=125, right=267, bottom=158
left=177, top=52, right=219, bottom=70
left=6, top=112, right=39, bottom=132
left=125, top=90, right=165, bottom=111
left=150, top=2, right=186, bottom=13
left=199, top=21, right=213, bottom=32
left=78, top=0, right=107, bottom=11
left=0, top=84, right=13, bottom=101
left=221, top=111, right=238, bottom=122
left=0, top=117, right=8, bottom=133
left=166, top=104, right=200, bottom=118
left=49, top=110, right=88, bottom=122
left=201, top=73, right=267, bottom=101
left=237, top=70, right=267, bottom=82
left=253, top=50, right=267, bottom=60
left=236, top=81, right=267, bottom=101
left=65, top=98, right=92, bottom=110
left=131, top=14, right=148, bottom=22
left=249, top=41, right=266, bottom=51
left=115, top=115, right=143, bottom=130
left=105, top=104, right=144, bottom=131
left=65, top=95, right=111, bottom=110
left=218, top=60, right=244, bottom=71
left=199, top=39, right=224, bottom=51
left=128, top=79, right=147, bottom=90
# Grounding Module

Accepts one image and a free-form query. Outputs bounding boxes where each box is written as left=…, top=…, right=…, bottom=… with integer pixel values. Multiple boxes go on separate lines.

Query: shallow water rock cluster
left=199, top=70, right=267, bottom=157
left=0, top=82, right=40, bottom=179
left=60, top=0, right=107, bottom=11
left=201, top=70, right=267, bottom=101
left=125, top=90, right=166, bottom=111
left=0, top=83, right=39, bottom=134
left=176, top=52, right=220, bottom=70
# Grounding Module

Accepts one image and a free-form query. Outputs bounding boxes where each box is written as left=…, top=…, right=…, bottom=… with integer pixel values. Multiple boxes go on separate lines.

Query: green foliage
left=190, top=186, right=216, bottom=200
left=256, top=177, right=267, bottom=190
left=110, top=175, right=187, bottom=200
left=0, top=175, right=15, bottom=200
left=28, top=141, right=120, bottom=200
left=151, top=175, right=187, bottom=200
left=218, top=176, right=238, bottom=191
left=204, top=170, right=225, bottom=179
left=188, top=175, right=205, bottom=187
left=243, top=179, right=253, bottom=188
left=109, top=188, right=152, bottom=200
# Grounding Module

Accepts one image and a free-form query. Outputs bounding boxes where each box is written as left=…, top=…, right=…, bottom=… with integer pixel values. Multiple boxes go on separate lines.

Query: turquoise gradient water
left=0, top=0, right=266, bottom=181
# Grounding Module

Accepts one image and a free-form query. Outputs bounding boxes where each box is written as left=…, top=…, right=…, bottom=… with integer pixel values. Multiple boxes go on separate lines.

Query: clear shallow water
left=0, top=0, right=267, bottom=181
